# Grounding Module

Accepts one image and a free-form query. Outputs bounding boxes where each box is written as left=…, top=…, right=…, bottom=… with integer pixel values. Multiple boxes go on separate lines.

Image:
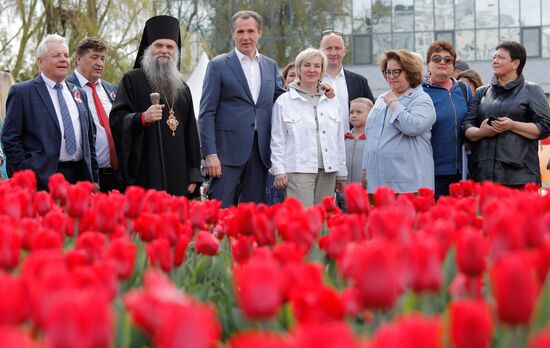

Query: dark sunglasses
left=431, top=55, right=454, bottom=64
left=322, top=30, right=343, bottom=37
left=383, top=69, right=402, bottom=78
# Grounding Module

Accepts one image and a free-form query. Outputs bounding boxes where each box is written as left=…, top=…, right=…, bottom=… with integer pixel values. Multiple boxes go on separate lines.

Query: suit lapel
left=67, top=72, right=82, bottom=87
left=226, top=50, right=254, bottom=103
left=65, top=82, right=87, bottom=143
left=102, top=82, right=117, bottom=103
left=257, top=55, right=269, bottom=104
left=34, top=76, right=61, bottom=132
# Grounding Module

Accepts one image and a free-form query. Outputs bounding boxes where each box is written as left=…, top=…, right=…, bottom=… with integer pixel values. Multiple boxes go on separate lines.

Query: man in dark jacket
left=320, top=30, right=375, bottom=132
left=67, top=37, right=119, bottom=192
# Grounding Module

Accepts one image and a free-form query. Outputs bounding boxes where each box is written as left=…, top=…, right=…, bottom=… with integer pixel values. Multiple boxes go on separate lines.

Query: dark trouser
left=208, top=133, right=267, bottom=208
left=57, top=160, right=85, bottom=184
left=434, top=173, right=461, bottom=199
left=99, top=167, right=119, bottom=193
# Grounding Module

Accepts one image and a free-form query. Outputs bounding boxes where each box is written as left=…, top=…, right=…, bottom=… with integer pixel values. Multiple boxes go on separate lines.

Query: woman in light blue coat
left=363, top=49, right=436, bottom=194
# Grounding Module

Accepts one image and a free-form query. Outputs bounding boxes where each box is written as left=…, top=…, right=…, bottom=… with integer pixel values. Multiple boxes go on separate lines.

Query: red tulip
left=456, top=227, right=487, bottom=277
left=292, top=321, right=359, bottom=348
left=231, top=235, right=253, bottom=264
left=407, top=234, right=442, bottom=293
left=0, top=272, right=29, bottom=325
left=530, top=327, right=550, bottom=348
left=42, top=289, right=114, bottom=348
left=94, top=193, right=123, bottom=234
left=322, top=195, right=340, bottom=213
left=450, top=300, right=493, bottom=348
left=272, top=241, right=307, bottom=266
left=373, top=186, right=395, bottom=207
left=9, top=169, right=37, bottom=192
left=106, top=238, right=136, bottom=280
left=491, top=252, right=539, bottom=325
left=368, top=206, right=414, bottom=245
left=0, top=327, right=39, bottom=348
left=320, top=223, right=351, bottom=260
left=48, top=173, right=70, bottom=205
left=124, top=270, right=189, bottom=336
left=369, top=313, right=442, bottom=348
left=147, top=238, right=173, bottom=272
left=174, top=235, right=191, bottom=268
left=29, top=228, right=62, bottom=251
left=290, top=284, right=345, bottom=324
left=134, top=212, right=160, bottom=242
left=76, top=232, right=107, bottom=264
left=344, top=182, right=369, bottom=215
left=42, top=209, right=72, bottom=237
left=346, top=240, right=403, bottom=310
left=234, top=255, right=284, bottom=320
left=195, top=230, right=220, bottom=256
left=275, top=205, right=322, bottom=252
left=123, top=186, right=145, bottom=219
left=0, top=222, right=21, bottom=270
left=33, top=190, right=53, bottom=216
left=153, top=302, right=221, bottom=348
left=228, top=330, right=291, bottom=348
left=65, top=181, right=93, bottom=218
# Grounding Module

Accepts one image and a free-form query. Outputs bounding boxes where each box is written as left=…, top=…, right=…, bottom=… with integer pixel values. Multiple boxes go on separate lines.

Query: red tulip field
left=1, top=170, right=550, bottom=347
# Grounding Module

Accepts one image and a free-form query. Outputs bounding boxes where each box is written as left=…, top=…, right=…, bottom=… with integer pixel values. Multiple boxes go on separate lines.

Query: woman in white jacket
left=270, top=48, right=347, bottom=207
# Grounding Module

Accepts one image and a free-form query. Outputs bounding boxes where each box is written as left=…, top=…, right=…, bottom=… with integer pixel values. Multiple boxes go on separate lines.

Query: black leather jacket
left=462, top=75, right=550, bottom=185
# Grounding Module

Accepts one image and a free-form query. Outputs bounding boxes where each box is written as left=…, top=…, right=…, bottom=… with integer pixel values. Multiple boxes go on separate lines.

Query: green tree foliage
left=200, top=0, right=349, bottom=66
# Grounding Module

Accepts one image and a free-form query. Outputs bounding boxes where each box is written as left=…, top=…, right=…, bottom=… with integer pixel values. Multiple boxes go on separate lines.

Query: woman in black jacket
left=462, top=41, right=550, bottom=187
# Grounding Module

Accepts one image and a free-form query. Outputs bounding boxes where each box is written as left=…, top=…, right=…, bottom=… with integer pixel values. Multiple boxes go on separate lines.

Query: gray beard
left=141, top=47, right=185, bottom=104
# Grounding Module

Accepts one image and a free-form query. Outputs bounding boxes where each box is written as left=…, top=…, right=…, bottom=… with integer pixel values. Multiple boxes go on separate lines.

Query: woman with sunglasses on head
left=462, top=41, right=550, bottom=187
left=422, top=41, right=473, bottom=198
left=362, top=49, right=436, bottom=195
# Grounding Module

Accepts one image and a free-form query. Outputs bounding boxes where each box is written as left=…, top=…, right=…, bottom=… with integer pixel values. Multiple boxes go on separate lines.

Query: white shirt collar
left=74, top=69, right=103, bottom=88
left=41, top=72, right=65, bottom=89
left=235, top=48, right=259, bottom=62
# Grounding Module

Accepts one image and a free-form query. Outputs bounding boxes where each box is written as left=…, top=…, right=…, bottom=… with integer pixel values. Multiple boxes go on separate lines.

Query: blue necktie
left=54, top=83, right=77, bottom=155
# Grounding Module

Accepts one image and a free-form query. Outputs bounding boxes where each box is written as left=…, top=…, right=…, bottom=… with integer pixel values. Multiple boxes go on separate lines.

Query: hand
left=491, top=116, right=514, bottom=133
left=204, top=154, right=222, bottom=178
left=93, top=183, right=100, bottom=193
left=361, top=170, right=367, bottom=189
left=383, top=91, right=398, bottom=104
left=335, top=180, right=346, bottom=192
left=187, top=183, right=197, bottom=194
left=479, top=118, right=500, bottom=137
left=143, top=104, right=165, bottom=124
left=274, top=174, right=288, bottom=189
left=319, top=82, right=335, bottom=99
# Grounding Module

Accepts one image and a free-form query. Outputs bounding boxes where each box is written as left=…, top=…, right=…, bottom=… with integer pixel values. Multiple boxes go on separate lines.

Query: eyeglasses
left=383, top=69, right=402, bottom=78
left=322, top=30, right=343, bottom=37
left=430, top=55, right=454, bottom=64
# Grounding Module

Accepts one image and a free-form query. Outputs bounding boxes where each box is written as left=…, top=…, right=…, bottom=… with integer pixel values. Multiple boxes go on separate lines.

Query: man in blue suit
left=67, top=37, right=119, bottom=192
left=1, top=34, right=98, bottom=190
left=199, top=10, right=285, bottom=207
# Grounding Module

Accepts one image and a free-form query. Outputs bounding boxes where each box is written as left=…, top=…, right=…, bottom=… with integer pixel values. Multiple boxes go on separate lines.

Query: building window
left=522, top=27, right=541, bottom=57
left=353, top=35, right=372, bottom=64
left=435, top=31, right=454, bottom=45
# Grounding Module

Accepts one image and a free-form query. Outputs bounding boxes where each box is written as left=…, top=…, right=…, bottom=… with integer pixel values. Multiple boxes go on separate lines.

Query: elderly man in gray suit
left=199, top=10, right=285, bottom=207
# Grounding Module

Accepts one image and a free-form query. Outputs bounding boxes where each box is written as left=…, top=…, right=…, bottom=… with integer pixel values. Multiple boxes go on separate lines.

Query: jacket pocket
left=382, top=151, right=413, bottom=183
left=495, top=133, right=529, bottom=168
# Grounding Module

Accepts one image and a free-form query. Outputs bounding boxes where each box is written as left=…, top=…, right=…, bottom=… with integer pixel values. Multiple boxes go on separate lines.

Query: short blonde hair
left=294, top=48, right=327, bottom=83
left=0, top=71, right=15, bottom=124
left=350, top=97, right=373, bottom=109
left=379, top=49, right=424, bottom=88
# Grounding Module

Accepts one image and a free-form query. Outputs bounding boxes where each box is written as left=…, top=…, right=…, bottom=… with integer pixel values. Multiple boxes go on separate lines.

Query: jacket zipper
left=448, top=89, right=459, bottom=173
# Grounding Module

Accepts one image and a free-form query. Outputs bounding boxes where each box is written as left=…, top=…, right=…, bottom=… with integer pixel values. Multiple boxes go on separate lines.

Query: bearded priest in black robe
left=110, top=15, right=202, bottom=196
